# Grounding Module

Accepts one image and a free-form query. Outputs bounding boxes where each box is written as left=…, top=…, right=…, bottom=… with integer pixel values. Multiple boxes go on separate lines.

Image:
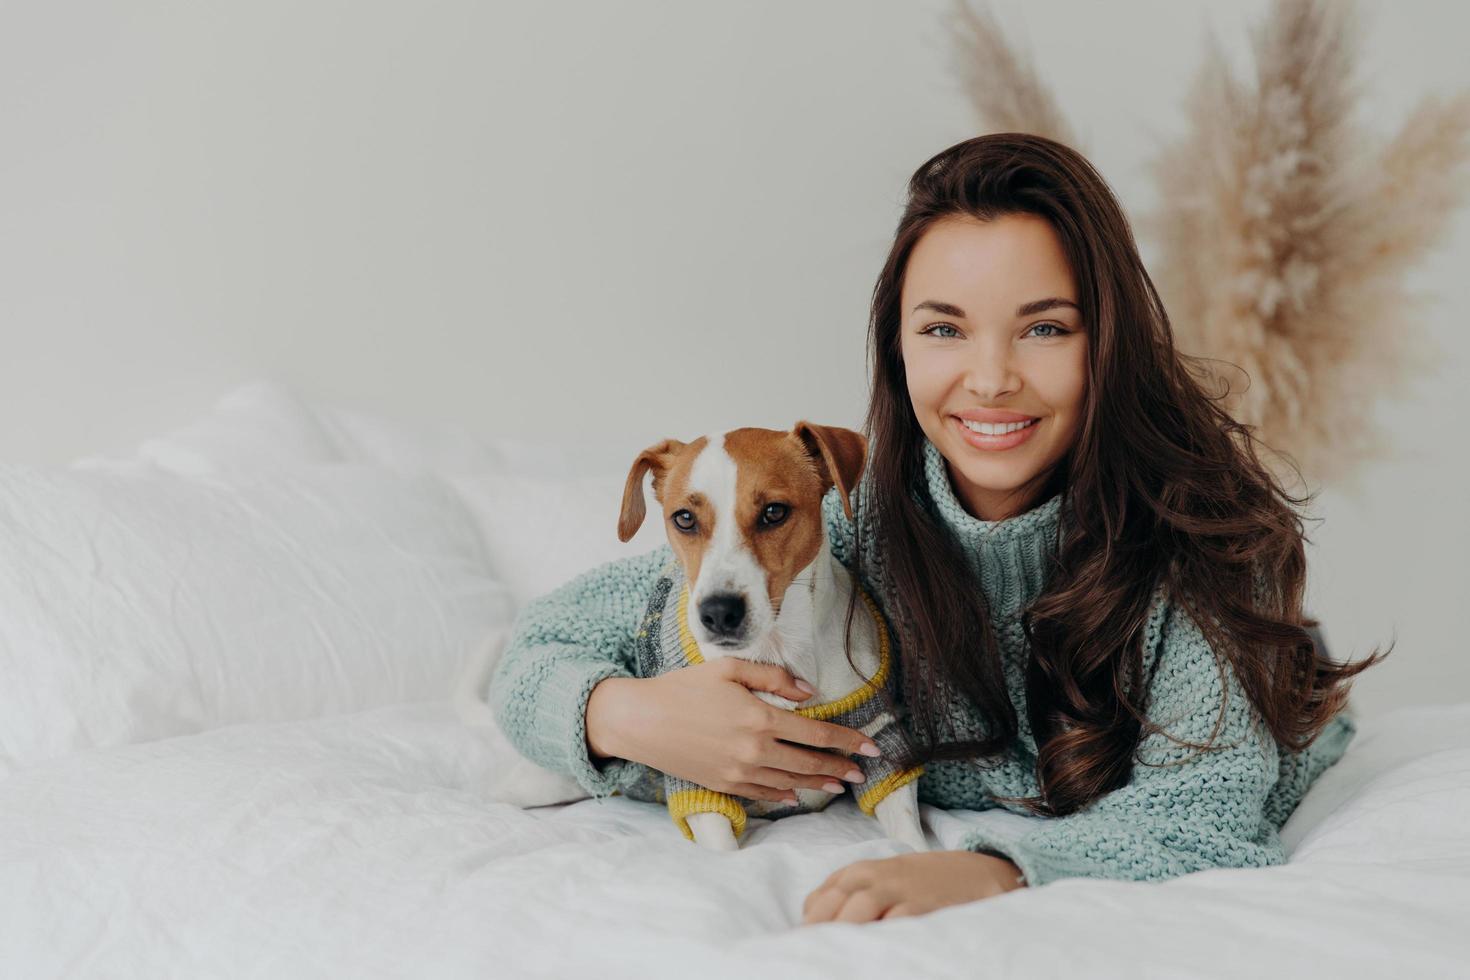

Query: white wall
left=2, top=0, right=1465, bottom=715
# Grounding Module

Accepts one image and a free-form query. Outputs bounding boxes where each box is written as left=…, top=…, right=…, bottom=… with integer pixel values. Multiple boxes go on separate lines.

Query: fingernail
left=845, top=769, right=865, bottom=783
left=858, top=742, right=881, bottom=757
left=794, top=679, right=816, bottom=695
left=822, top=781, right=845, bottom=794
left=784, top=794, right=799, bottom=805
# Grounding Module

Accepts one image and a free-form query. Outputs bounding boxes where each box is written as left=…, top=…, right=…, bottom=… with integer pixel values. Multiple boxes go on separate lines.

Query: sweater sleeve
left=487, top=542, right=674, bottom=800
left=959, top=598, right=1307, bottom=887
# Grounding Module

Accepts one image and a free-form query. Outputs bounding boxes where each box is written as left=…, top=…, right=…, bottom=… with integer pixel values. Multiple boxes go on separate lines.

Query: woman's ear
left=619, top=438, right=686, bottom=542
left=792, top=422, right=867, bottom=521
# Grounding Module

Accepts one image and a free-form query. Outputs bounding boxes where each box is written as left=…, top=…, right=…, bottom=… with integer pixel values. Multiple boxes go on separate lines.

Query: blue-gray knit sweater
left=489, top=435, right=1357, bottom=886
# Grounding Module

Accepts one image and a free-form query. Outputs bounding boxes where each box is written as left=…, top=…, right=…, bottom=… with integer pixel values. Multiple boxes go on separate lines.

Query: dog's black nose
left=698, top=593, right=747, bottom=638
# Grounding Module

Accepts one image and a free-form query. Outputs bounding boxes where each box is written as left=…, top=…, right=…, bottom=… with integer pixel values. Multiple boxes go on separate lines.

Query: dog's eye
left=672, top=510, right=696, bottom=532
left=759, top=503, right=789, bottom=527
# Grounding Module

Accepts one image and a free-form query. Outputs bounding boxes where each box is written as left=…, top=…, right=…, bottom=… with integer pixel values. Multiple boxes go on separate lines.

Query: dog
left=614, top=421, right=927, bottom=852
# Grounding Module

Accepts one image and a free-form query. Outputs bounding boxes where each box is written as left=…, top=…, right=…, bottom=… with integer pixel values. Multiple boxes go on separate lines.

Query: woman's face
left=899, top=212, right=1088, bottom=522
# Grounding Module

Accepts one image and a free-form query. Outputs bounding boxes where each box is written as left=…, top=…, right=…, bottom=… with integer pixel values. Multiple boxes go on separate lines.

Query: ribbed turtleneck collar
left=919, top=436, right=1063, bottom=617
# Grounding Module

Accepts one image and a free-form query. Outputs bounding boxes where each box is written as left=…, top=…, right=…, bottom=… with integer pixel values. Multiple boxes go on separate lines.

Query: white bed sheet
left=2, top=700, right=1466, bottom=980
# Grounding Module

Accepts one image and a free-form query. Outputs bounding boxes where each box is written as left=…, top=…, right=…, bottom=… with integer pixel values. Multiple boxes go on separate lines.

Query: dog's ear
left=619, top=438, right=686, bottom=542
left=793, top=422, right=867, bottom=522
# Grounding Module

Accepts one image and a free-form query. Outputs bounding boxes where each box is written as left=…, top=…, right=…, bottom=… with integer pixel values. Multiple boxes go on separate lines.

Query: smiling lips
left=953, top=414, right=1041, bottom=451
left=953, top=409, right=1038, bottom=424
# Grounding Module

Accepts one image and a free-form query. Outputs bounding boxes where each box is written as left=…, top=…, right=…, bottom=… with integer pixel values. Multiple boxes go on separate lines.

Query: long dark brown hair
left=846, top=132, right=1390, bottom=817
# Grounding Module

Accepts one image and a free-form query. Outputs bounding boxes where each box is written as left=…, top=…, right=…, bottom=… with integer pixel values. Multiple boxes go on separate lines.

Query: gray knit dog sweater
left=617, top=557, right=924, bottom=841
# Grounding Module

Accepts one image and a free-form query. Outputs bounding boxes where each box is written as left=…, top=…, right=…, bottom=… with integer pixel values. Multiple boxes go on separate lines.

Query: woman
left=488, top=133, right=1389, bottom=925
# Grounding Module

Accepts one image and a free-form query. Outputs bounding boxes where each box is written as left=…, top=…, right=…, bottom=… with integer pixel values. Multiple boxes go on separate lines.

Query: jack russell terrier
left=613, top=422, right=927, bottom=852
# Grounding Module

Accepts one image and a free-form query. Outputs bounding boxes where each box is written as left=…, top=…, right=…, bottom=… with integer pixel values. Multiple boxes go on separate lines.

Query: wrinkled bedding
left=2, top=700, right=1467, bottom=979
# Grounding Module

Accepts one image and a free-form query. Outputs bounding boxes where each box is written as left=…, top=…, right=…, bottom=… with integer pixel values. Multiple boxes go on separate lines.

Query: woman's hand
left=585, top=657, right=882, bottom=803
left=800, top=851, right=1026, bottom=925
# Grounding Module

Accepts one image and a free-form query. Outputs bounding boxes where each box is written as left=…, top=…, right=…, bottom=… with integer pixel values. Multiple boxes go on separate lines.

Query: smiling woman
left=785, top=131, right=1395, bottom=920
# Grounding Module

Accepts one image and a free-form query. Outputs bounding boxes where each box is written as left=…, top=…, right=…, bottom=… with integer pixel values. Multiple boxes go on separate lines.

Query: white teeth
left=960, top=418, right=1037, bottom=435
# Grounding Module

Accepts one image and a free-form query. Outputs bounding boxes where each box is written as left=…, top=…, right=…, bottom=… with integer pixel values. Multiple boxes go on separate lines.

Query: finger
left=763, top=739, right=868, bottom=784
left=750, top=765, right=847, bottom=795
left=801, top=886, right=848, bottom=925
left=725, top=659, right=816, bottom=702
left=833, top=889, right=887, bottom=924
left=729, top=781, right=799, bottom=805
left=800, top=884, right=819, bottom=918
left=771, top=711, right=880, bottom=760
left=879, top=902, right=922, bottom=920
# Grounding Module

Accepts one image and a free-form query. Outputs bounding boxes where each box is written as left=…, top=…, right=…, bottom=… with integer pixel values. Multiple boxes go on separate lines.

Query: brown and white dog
left=617, top=422, right=927, bottom=852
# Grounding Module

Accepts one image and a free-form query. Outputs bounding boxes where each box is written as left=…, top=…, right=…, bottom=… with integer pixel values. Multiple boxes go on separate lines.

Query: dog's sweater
left=624, top=557, right=923, bottom=841
left=489, top=435, right=1358, bottom=886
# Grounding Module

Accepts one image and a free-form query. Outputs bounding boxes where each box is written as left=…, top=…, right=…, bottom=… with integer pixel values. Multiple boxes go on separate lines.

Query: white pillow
left=0, top=460, right=516, bottom=776
left=448, top=469, right=669, bottom=608
left=79, top=375, right=661, bottom=485
left=319, top=406, right=652, bottom=481
left=72, top=376, right=510, bottom=479
left=74, top=379, right=346, bottom=477
left=1281, top=702, right=1470, bottom=861
left=316, top=403, right=505, bottom=476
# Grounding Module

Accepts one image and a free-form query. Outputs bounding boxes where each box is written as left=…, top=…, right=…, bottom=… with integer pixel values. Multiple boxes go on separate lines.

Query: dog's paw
left=873, top=782, right=929, bottom=851
left=687, top=811, right=741, bottom=851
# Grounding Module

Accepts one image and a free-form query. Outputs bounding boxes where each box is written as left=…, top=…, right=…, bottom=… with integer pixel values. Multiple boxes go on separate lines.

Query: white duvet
left=3, top=698, right=1467, bottom=980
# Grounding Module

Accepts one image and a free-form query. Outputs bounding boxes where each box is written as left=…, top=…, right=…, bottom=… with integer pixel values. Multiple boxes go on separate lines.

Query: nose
left=698, top=592, right=747, bottom=638
left=964, top=338, right=1021, bottom=401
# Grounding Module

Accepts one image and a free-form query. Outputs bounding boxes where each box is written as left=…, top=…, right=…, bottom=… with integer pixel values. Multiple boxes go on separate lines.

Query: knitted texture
left=627, top=557, right=923, bottom=841
left=488, top=435, right=1357, bottom=886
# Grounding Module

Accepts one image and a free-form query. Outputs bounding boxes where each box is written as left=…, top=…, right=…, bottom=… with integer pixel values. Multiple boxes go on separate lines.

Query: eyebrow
left=912, top=298, right=1080, bottom=318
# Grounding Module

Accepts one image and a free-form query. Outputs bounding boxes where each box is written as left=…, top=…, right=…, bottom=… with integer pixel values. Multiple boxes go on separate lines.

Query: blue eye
left=1028, top=321, right=1070, bottom=338
left=920, top=323, right=961, bottom=338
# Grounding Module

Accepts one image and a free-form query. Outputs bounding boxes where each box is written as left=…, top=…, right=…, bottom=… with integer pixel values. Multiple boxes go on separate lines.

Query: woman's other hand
left=800, top=851, right=1026, bottom=925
